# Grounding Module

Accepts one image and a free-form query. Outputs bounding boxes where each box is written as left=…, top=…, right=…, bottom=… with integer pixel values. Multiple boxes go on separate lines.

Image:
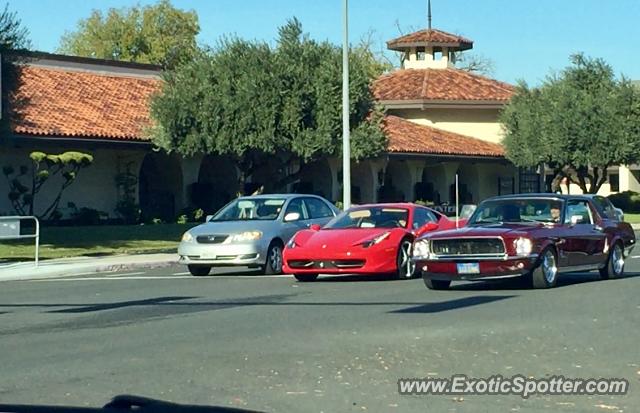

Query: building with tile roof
left=1, top=29, right=633, bottom=221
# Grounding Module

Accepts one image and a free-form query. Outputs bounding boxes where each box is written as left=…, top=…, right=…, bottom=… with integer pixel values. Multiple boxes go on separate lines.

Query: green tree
left=58, top=0, right=199, bottom=68
left=2, top=152, right=93, bottom=219
left=149, top=18, right=388, bottom=194
left=0, top=4, right=31, bottom=132
left=0, top=3, right=31, bottom=52
left=501, top=54, right=640, bottom=194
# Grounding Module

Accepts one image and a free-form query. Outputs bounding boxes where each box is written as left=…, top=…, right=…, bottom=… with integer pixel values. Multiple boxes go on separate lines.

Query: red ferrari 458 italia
left=282, top=203, right=459, bottom=281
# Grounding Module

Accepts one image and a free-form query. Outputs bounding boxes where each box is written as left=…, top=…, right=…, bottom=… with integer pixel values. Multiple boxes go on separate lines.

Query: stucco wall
left=390, top=108, right=505, bottom=143
left=0, top=145, right=146, bottom=218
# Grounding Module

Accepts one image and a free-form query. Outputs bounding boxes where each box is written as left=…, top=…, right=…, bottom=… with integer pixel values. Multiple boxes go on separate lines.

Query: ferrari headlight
left=514, top=237, right=533, bottom=256
left=225, top=231, right=263, bottom=243
left=413, top=239, right=430, bottom=259
left=286, top=237, right=298, bottom=249
left=181, top=232, right=194, bottom=242
left=361, top=231, right=391, bottom=248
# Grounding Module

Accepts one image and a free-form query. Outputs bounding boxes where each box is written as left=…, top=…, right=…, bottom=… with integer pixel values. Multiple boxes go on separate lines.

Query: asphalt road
left=0, top=257, right=639, bottom=413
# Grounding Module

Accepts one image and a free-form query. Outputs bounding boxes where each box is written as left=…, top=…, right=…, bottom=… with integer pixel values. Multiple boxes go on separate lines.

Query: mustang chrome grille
left=431, top=238, right=505, bottom=258
left=196, top=235, right=228, bottom=244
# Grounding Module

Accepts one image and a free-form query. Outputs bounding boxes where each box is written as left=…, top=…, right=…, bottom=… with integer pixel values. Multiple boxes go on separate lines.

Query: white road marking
left=631, top=255, right=640, bottom=259
left=28, top=274, right=296, bottom=282
left=31, top=276, right=193, bottom=282
left=105, top=272, right=146, bottom=277
left=172, top=272, right=191, bottom=276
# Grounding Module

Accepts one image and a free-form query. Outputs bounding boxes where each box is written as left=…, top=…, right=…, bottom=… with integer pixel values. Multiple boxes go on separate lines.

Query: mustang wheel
left=263, top=242, right=284, bottom=275
left=294, top=274, right=319, bottom=282
left=530, top=248, right=558, bottom=289
left=395, top=239, right=416, bottom=280
left=188, top=265, right=211, bottom=277
left=600, top=242, right=625, bottom=280
left=424, top=278, right=451, bottom=290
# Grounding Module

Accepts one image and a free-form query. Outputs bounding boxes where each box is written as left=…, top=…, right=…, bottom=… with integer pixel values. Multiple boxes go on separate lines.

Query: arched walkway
left=196, top=155, right=238, bottom=213
left=351, top=162, right=375, bottom=204
left=381, top=160, right=412, bottom=202
left=295, top=159, right=333, bottom=200
left=419, top=164, right=448, bottom=203
left=139, top=152, right=183, bottom=222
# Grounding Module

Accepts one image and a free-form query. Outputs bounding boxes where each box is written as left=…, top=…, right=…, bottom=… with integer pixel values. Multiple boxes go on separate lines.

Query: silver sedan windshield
left=211, top=198, right=286, bottom=221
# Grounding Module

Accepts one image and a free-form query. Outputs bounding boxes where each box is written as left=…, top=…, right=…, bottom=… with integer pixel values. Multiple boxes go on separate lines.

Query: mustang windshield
left=211, top=198, right=286, bottom=221
left=325, top=207, right=409, bottom=229
left=468, top=198, right=564, bottom=225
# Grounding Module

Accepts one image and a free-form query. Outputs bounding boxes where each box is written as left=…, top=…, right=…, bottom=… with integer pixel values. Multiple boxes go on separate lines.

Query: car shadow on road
left=449, top=272, right=640, bottom=291
left=313, top=273, right=400, bottom=282
left=390, top=295, right=516, bottom=313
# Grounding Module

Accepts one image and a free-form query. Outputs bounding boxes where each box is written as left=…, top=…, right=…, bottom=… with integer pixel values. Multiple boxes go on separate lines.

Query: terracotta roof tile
left=373, top=68, right=515, bottom=102
left=387, top=28, right=473, bottom=50
left=383, top=115, right=504, bottom=157
left=9, top=65, right=160, bottom=141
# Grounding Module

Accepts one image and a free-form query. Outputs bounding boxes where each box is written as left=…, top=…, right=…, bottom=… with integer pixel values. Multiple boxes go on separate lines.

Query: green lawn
left=623, top=213, right=640, bottom=224
left=0, top=223, right=196, bottom=262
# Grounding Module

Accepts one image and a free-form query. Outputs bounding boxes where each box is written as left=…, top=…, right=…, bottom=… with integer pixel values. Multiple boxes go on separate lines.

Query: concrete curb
left=0, top=254, right=178, bottom=282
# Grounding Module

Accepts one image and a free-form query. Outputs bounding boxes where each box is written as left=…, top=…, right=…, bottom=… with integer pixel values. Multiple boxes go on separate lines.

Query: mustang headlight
left=514, top=237, right=533, bottom=256
left=361, top=231, right=391, bottom=248
left=225, top=231, right=263, bottom=243
left=413, top=239, right=430, bottom=259
left=181, top=232, right=194, bottom=243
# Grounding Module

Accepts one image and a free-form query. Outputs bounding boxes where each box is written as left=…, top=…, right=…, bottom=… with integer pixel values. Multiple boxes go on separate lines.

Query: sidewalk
left=0, top=253, right=177, bottom=282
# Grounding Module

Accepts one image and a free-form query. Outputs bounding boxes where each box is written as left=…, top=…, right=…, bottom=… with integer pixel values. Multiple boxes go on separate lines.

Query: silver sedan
left=178, top=194, right=338, bottom=276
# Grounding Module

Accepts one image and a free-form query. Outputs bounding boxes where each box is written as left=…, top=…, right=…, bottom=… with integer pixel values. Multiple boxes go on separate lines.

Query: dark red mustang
left=413, top=194, right=636, bottom=290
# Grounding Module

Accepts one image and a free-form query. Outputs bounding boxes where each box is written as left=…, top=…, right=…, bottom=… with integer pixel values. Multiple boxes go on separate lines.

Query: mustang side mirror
left=416, top=222, right=439, bottom=236
left=284, top=212, right=301, bottom=222
left=309, top=224, right=322, bottom=231
left=570, top=215, right=585, bottom=225
left=205, top=215, right=214, bottom=222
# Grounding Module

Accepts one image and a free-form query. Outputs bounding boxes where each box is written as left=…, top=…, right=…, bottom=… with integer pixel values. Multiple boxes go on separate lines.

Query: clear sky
left=9, top=0, right=640, bottom=84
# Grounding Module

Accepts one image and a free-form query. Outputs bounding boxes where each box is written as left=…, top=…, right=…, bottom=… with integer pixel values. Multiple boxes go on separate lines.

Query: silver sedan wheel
left=542, top=249, right=558, bottom=284
left=269, top=245, right=283, bottom=273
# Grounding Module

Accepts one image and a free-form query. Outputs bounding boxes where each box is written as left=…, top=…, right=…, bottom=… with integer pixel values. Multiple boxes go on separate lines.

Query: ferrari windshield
left=325, top=207, right=409, bottom=229
left=211, top=198, right=286, bottom=221
left=468, top=198, right=564, bottom=225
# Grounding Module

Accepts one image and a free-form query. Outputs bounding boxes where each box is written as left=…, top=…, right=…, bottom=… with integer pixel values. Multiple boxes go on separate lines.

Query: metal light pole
left=342, top=0, right=351, bottom=209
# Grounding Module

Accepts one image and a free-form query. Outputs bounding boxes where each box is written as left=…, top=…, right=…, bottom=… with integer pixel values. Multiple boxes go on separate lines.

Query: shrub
left=415, top=199, right=435, bottom=207
left=607, top=191, right=640, bottom=213
left=68, top=202, right=108, bottom=225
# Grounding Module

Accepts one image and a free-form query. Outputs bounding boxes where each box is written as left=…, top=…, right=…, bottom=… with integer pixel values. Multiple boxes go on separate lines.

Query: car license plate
left=457, top=262, right=480, bottom=274
left=200, top=252, right=217, bottom=259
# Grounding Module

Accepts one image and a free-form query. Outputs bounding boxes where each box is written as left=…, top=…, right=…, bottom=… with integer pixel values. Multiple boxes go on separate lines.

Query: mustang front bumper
left=416, top=255, right=539, bottom=281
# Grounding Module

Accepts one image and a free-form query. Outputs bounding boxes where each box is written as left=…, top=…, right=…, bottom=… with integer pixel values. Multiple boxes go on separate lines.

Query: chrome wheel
left=268, top=245, right=283, bottom=273
left=542, top=249, right=558, bottom=284
left=397, top=240, right=415, bottom=279
left=612, top=243, right=624, bottom=275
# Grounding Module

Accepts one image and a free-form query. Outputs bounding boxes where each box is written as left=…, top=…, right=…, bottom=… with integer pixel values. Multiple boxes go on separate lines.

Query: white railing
left=0, top=216, right=40, bottom=267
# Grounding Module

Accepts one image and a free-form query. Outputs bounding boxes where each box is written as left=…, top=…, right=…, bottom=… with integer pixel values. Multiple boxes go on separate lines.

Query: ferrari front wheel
left=294, top=274, right=318, bottom=282
left=395, top=239, right=416, bottom=280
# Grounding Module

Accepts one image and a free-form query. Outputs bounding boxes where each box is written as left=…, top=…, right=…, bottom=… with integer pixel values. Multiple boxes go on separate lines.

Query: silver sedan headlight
left=224, top=231, right=263, bottom=243
left=181, top=232, right=194, bottom=243
left=413, top=239, right=430, bottom=259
